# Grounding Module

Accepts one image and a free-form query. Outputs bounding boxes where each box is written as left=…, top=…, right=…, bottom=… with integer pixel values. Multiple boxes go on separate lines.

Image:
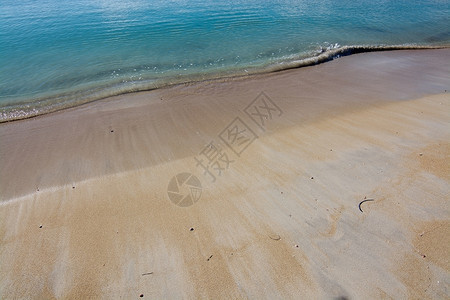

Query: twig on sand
left=207, top=255, right=213, bottom=261
left=142, top=272, right=153, bottom=276
left=268, top=234, right=281, bottom=241
left=358, top=199, right=374, bottom=212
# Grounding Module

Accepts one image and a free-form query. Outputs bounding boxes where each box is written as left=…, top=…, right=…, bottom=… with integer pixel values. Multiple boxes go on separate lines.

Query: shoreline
left=1, top=48, right=449, bottom=202
left=1, top=45, right=449, bottom=123
left=0, top=49, right=449, bottom=298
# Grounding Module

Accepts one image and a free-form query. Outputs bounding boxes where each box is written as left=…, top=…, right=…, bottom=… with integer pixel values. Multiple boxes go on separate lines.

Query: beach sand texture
left=0, top=49, right=449, bottom=298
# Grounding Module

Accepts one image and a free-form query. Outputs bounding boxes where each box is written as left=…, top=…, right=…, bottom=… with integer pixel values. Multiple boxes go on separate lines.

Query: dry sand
left=0, top=49, right=449, bottom=299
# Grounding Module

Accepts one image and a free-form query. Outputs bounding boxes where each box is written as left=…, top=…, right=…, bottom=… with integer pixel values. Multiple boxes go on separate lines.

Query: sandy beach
left=0, top=49, right=449, bottom=298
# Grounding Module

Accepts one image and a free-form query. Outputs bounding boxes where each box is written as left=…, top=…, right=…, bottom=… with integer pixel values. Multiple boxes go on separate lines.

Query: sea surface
left=1, top=0, right=449, bottom=121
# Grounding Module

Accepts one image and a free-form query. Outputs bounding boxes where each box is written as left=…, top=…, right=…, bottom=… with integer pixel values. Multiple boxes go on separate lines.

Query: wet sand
left=0, top=49, right=449, bottom=298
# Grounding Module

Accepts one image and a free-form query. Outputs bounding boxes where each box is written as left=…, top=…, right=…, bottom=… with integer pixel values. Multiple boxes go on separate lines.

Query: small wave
left=1, top=43, right=448, bottom=123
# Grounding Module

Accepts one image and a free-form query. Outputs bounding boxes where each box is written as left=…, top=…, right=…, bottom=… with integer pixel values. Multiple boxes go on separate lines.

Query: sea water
left=1, top=0, right=449, bottom=121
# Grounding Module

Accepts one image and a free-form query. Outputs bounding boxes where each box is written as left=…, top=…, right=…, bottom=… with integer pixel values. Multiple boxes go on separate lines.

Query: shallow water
left=1, top=0, right=449, bottom=121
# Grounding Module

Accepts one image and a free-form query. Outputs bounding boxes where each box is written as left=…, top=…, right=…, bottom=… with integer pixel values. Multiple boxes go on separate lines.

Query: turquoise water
left=1, top=0, right=449, bottom=121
